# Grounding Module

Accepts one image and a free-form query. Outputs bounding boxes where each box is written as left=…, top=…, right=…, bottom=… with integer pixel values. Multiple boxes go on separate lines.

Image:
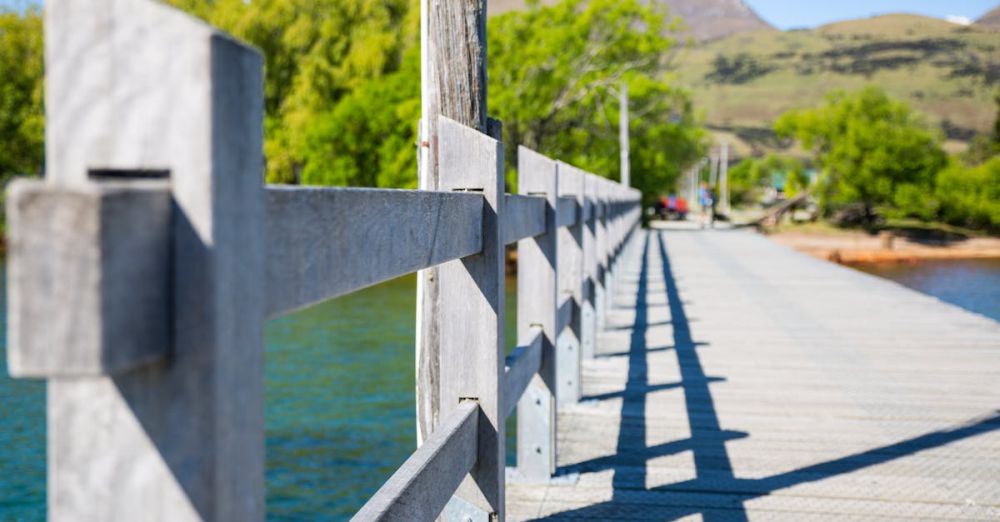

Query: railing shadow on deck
left=538, top=230, right=1000, bottom=521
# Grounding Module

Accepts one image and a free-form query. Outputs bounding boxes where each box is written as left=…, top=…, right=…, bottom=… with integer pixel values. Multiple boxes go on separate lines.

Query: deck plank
left=508, top=229, right=1000, bottom=521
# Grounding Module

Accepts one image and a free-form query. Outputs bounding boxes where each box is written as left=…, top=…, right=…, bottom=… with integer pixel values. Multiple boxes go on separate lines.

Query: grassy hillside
left=979, top=6, right=1000, bottom=27
left=675, top=14, right=1000, bottom=158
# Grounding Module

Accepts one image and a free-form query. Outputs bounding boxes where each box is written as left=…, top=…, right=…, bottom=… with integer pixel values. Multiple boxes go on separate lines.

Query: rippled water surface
left=0, top=272, right=516, bottom=520
left=852, top=258, right=1000, bottom=322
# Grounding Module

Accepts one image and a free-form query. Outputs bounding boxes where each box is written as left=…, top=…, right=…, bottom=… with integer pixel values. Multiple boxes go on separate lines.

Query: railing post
left=581, top=175, right=597, bottom=360
left=29, top=2, right=267, bottom=520
left=515, top=147, right=559, bottom=480
left=594, top=179, right=608, bottom=332
left=556, top=163, right=584, bottom=404
left=436, top=116, right=505, bottom=521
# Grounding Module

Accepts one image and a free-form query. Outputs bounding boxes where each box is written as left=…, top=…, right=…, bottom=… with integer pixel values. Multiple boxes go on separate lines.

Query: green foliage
left=728, top=154, right=806, bottom=205
left=166, top=0, right=417, bottom=184
left=775, top=87, right=946, bottom=223
left=936, top=157, right=1000, bottom=231
left=488, top=0, right=706, bottom=205
left=300, top=47, right=420, bottom=188
left=0, top=7, right=43, bottom=181
left=0, top=0, right=706, bottom=196
left=964, top=92, right=1000, bottom=165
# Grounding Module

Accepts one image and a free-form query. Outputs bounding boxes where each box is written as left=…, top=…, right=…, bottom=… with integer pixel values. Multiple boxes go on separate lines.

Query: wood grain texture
left=514, top=147, right=560, bottom=480
left=352, top=402, right=479, bottom=522
left=503, top=194, right=546, bottom=246
left=508, top=229, right=1000, bottom=521
left=556, top=162, right=585, bottom=405
left=265, top=187, right=483, bottom=317
left=417, top=0, right=489, bottom=452
left=436, top=116, right=505, bottom=519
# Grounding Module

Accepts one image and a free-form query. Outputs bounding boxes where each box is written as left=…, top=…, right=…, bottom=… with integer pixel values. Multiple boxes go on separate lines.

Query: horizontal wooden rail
left=265, top=187, right=483, bottom=317
left=503, top=326, right=544, bottom=419
left=6, top=179, right=173, bottom=378
left=352, top=401, right=479, bottom=521
left=557, top=197, right=578, bottom=228
left=503, top=194, right=546, bottom=245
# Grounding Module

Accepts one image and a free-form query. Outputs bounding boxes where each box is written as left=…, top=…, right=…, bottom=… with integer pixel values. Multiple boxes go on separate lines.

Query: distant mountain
left=977, top=5, right=1000, bottom=27
left=487, top=0, right=774, bottom=41
left=675, top=14, right=1000, bottom=158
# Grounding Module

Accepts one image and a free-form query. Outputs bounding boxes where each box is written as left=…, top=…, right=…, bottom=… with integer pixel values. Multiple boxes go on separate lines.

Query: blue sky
left=746, top=0, right=998, bottom=29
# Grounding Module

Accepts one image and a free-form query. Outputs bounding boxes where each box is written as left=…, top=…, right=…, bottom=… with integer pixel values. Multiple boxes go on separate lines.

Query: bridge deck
left=507, top=229, right=1000, bottom=521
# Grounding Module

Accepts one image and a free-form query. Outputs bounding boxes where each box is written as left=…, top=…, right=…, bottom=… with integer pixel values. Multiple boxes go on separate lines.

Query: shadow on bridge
left=538, top=230, right=1000, bottom=521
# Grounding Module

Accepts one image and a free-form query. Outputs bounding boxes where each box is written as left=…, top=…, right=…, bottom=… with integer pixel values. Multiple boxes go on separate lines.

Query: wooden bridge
left=6, top=2, right=1000, bottom=521
left=507, top=229, right=1000, bottom=520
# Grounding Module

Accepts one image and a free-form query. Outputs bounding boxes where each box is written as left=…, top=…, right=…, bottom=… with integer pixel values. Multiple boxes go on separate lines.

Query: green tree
left=167, top=0, right=417, bottom=184
left=728, top=154, right=806, bottom=205
left=936, top=157, right=1000, bottom=231
left=488, top=0, right=706, bottom=205
left=775, top=87, right=946, bottom=224
left=0, top=7, right=43, bottom=181
left=300, top=46, right=420, bottom=188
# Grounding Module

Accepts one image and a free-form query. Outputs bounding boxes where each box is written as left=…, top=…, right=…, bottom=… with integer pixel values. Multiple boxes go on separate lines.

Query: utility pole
left=619, top=83, right=630, bottom=187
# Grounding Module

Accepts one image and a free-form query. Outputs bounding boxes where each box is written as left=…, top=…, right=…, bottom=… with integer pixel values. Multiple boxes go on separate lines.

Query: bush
left=936, top=157, right=1000, bottom=231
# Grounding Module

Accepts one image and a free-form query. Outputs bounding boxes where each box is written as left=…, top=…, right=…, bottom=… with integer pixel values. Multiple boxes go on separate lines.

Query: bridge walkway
left=507, top=229, right=1000, bottom=521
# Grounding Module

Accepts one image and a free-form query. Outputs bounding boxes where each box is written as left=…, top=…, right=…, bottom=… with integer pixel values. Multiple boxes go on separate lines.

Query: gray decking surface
left=507, top=229, right=1000, bottom=521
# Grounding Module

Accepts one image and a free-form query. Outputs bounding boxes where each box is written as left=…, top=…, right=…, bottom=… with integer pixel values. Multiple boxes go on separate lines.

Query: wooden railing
left=4, top=2, right=640, bottom=521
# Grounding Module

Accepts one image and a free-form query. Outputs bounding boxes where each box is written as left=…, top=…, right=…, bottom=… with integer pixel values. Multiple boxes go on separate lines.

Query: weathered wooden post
left=515, top=147, right=558, bottom=480
left=436, top=116, right=505, bottom=521
left=417, top=0, right=491, bottom=446
left=7, top=1, right=266, bottom=520
left=594, top=179, right=608, bottom=332
left=580, top=175, right=597, bottom=360
left=556, top=163, right=584, bottom=404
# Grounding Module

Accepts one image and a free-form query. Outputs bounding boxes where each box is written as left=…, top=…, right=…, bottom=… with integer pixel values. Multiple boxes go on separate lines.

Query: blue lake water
left=851, top=258, right=1000, bottom=322
left=2, top=258, right=998, bottom=519
left=0, top=272, right=516, bottom=521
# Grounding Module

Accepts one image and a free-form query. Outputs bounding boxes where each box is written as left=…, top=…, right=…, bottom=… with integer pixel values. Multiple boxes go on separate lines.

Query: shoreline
left=764, top=230, right=1000, bottom=265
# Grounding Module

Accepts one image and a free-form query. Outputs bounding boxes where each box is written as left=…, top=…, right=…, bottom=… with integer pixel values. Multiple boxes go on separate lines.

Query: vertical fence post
left=580, top=175, right=597, bottom=360
left=594, top=179, right=608, bottom=332
left=436, top=117, right=505, bottom=521
left=556, top=163, right=583, bottom=404
left=417, top=0, right=490, bottom=446
left=37, top=3, right=266, bottom=520
left=515, top=147, right=558, bottom=480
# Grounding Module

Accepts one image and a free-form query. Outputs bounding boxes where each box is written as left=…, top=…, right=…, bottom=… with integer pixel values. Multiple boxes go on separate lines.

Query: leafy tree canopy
left=2, top=0, right=706, bottom=200
left=0, top=7, right=43, bottom=181
left=166, top=0, right=417, bottom=184
left=775, top=87, right=946, bottom=223
left=489, top=0, right=706, bottom=202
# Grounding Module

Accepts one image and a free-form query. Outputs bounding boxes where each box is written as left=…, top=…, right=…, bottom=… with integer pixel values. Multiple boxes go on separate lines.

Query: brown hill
left=487, top=0, right=774, bottom=41
left=977, top=5, right=1000, bottom=27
